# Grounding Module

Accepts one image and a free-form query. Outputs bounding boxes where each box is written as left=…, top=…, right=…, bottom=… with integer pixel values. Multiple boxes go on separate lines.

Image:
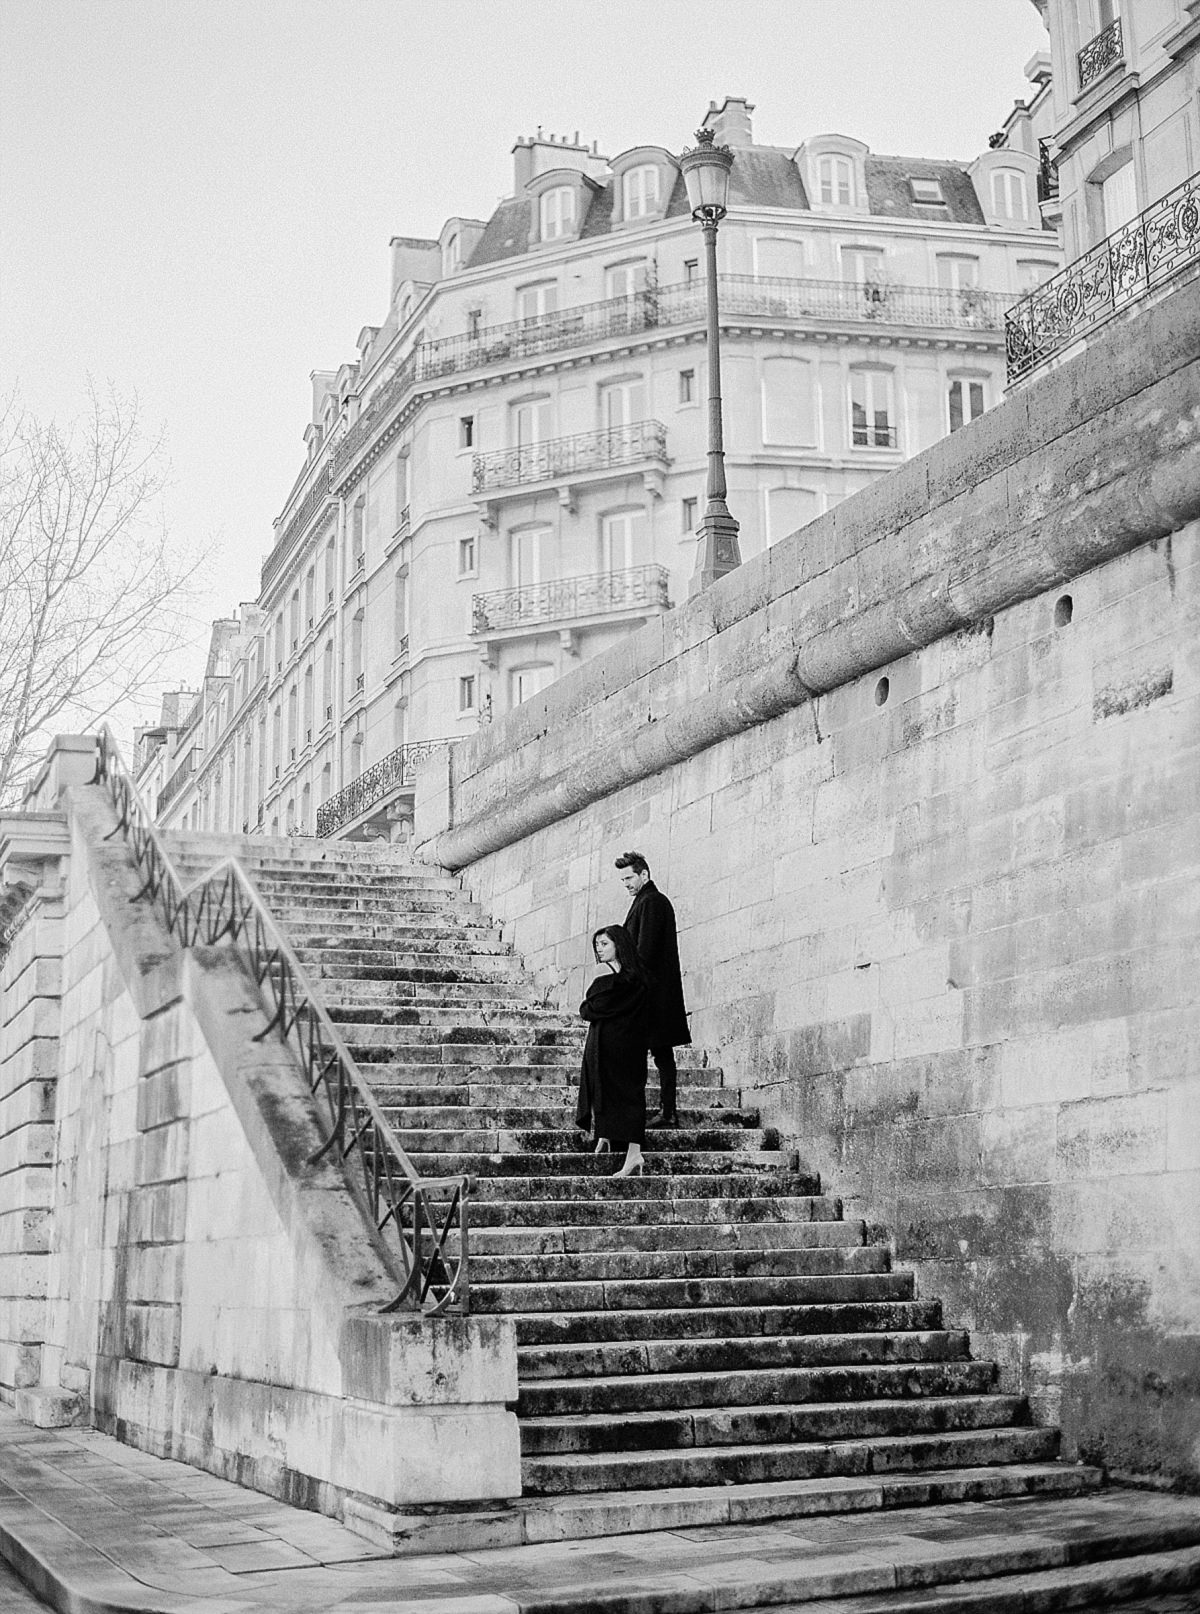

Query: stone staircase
left=165, top=833, right=1108, bottom=1564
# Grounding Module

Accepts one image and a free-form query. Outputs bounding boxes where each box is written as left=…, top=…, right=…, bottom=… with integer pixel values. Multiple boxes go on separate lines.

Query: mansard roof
left=864, top=156, right=986, bottom=224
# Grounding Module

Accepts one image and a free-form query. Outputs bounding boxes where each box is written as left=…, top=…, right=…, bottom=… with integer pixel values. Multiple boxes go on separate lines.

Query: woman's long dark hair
left=592, top=923, right=650, bottom=985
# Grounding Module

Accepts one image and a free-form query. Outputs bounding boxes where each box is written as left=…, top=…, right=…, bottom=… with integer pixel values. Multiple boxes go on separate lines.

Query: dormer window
left=540, top=186, right=576, bottom=240
left=622, top=165, right=660, bottom=220
left=991, top=169, right=1028, bottom=220
left=443, top=233, right=461, bottom=275
left=819, top=155, right=853, bottom=206
left=909, top=176, right=945, bottom=205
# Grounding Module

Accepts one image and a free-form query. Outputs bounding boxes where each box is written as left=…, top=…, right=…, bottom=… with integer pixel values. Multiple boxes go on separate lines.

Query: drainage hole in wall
left=874, top=677, right=890, bottom=707
left=1055, top=594, right=1073, bottom=627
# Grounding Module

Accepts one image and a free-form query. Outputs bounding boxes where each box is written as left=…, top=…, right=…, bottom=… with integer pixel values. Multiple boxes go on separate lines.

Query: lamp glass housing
left=680, top=136, right=734, bottom=219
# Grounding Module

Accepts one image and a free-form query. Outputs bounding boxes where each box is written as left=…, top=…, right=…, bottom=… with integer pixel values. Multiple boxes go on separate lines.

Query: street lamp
left=679, top=127, right=742, bottom=593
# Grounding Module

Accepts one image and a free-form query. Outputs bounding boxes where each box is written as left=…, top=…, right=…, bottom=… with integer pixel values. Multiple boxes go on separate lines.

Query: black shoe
left=647, top=1110, right=678, bottom=1128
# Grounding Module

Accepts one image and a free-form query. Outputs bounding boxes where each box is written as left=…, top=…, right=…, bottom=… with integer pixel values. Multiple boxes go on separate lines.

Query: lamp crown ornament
left=679, top=126, right=735, bottom=221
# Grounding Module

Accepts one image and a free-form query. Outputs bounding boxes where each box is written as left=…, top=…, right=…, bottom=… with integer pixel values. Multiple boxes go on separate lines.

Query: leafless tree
left=0, top=388, right=202, bottom=804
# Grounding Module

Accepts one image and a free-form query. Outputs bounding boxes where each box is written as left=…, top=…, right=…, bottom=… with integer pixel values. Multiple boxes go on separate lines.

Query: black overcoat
left=624, top=881, right=691, bottom=1048
left=575, top=969, right=649, bottom=1146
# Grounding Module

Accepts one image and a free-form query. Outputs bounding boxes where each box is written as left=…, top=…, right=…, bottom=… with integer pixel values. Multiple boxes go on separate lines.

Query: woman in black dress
left=575, top=924, right=650, bottom=1178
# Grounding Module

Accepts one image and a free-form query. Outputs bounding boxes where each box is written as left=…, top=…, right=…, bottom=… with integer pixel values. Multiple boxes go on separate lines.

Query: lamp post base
left=690, top=506, right=742, bottom=594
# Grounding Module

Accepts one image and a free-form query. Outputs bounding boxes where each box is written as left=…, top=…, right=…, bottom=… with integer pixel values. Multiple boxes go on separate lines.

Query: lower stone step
left=475, top=1220, right=868, bottom=1257
left=521, top=1424, right=1060, bottom=1494
left=472, top=1243, right=889, bottom=1286
left=476, top=1270, right=914, bottom=1315
left=512, top=1298, right=944, bottom=1347
left=468, top=1193, right=841, bottom=1228
left=518, top=1328, right=973, bottom=1380
left=514, top=1460, right=1104, bottom=1545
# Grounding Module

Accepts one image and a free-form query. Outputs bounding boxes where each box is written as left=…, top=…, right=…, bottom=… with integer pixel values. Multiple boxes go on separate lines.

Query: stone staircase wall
left=0, top=769, right=518, bottom=1532
left=416, top=282, right=1200, bottom=1489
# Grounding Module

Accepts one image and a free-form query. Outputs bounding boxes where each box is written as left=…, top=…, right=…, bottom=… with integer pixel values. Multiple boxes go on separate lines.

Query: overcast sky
left=1, top=0, right=1048, bottom=713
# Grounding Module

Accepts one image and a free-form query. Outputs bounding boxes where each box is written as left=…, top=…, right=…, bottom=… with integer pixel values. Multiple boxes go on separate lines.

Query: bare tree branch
left=0, top=387, right=205, bottom=803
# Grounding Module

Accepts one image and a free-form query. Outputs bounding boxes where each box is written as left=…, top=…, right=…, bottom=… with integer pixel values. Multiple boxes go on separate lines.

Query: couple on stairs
left=575, top=850, right=690, bottom=1179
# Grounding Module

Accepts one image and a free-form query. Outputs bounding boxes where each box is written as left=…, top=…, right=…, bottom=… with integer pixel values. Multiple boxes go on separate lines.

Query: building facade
left=139, top=97, right=1059, bottom=840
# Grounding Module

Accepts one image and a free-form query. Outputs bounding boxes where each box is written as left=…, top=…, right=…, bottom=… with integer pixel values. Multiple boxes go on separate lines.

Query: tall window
left=511, top=525, right=551, bottom=588
left=517, top=281, right=557, bottom=322
left=289, top=589, right=300, bottom=648
left=766, top=487, right=819, bottom=543
left=1100, top=162, right=1137, bottom=234
left=324, top=536, right=336, bottom=601
left=948, top=378, right=986, bottom=433
left=753, top=237, right=806, bottom=279
left=287, top=685, right=298, bottom=757
left=303, top=666, right=314, bottom=738
left=936, top=255, right=979, bottom=290
left=622, top=165, right=659, bottom=219
left=394, top=568, right=408, bottom=646
left=458, top=535, right=477, bottom=577
left=1017, top=258, right=1058, bottom=292
left=322, top=639, right=334, bottom=720
left=458, top=674, right=477, bottom=714
left=991, top=169, right=1028, bottom=221
left=351, top=497, right=366, bottom=567
left=600, top=378, right=645, bottom=430
left=850, top=369, right=897, bottom=448
left=511, top=397, right=551, bottom=447
left=442, top=233, right=460, bottom=275
left=842, top=246, right=885, bottom=283
left=304, top=567, right=315, bottom=627
left=540, top=186, right=575, bottom=239
left=512, top=664, right=555, bottom=705
left=761, top=357, right=815, bottom=446
left=819, top=154, right=853, bottom=206
left=274, top=612, right=284, bottom=670
left=601, top=509, right=646, bottom=572
left=605, top=261, right=647, bottom=299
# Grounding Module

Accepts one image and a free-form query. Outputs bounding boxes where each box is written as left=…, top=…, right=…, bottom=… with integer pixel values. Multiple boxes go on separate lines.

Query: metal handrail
left=315, top=738, right=456, bottom=837
left=1078, top=16, right=1123, bottom=90
left=92, top=726, right=471, bottom=1314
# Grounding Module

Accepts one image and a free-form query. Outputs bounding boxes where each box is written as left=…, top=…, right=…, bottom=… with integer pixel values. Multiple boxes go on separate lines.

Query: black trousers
left=650, top=1046, right=677, bottom=1115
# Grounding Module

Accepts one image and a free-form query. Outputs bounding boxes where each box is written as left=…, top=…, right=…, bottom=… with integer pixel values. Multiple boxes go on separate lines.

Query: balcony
left=315, top=739, right=457, bottom=838
left=1078, top=16, right=1123, bottom=91
left=472, top=420, right=669, bottom=502
left=263, top=469, right=333, bottom=591
left=1006, top=167, right=1200, bottom=383
left=717, top=275, right=1011, bottom=332
left=472, top=564, right=671, bottom=638
left=157, top=748, right=198, bottom=813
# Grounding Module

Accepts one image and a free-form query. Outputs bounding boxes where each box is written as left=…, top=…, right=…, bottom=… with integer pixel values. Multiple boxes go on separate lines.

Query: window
left=761, top=356, right=815, bottom=446
left=457, top=535, right=477, bottom=577
left=991, top=169, right=1028, bottom=221
left=303, top=666, right=314, bottom=738
left=459, top=415, right=475, bottom=449
left=511, top=525, right=551, bottom=587
left=1017, top=258, right=1057, bottom=292
left=766, top=487, right=819, bottom=543
left=622, top=165, right=659, bottom=220
left=442, top=233, right=460, bottom=275
left=289, top=590, right=300, bottom=648
left=540, top=186, right=575, bottom=240
left=304, top=568, right=315, bottom=627
left=600, top=509, right=646, bottom=572
left=1101, top=162, right=1137, bottom=234
left=948, top=378, right=986, bottom=433
left=322, top=640, right=334, bottom=720
left=511, top=664, right=555, bottom=705
left=909, top=176, right=945, bottom=204
left=753, top=237, right=806, bottom=279
left=458, top=674, right=477, bottom=714
left=936, top=255, right=979, bottom=290
left=351, top=496, right=366, bottom=565
left=605, top=261, right=647, bottom=299
left=601, top=378, right=645, bottom=430
left=683, top=258, right=699, bottom=284
left=681, top=495, right=698, bottom=532
left=679, top=368, right=696, bottom=405
left=842, top=246, right=885, bottom=283
left=324, top=537, right=336, bottom=602
left=517, top=281, right=557, bottom=322
left=511, top=397, right=550, bottom=448
left=850, top=369, right=897, bottom=448
left=819, top=154, right=853, bottom=206
left=274, top=613, right=284, bottom=670
left=286, top=684, right=298, bottom=753
left=467, top=308, right=482, bottom=338
left=394, top=569, right=408, bottom=647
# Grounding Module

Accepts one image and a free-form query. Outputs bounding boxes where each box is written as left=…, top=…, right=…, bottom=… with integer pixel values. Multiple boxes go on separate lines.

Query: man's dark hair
left=615, top=850, right=650, bottom=876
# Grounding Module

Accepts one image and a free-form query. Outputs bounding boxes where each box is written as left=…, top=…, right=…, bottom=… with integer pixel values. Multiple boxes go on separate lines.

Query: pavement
left=2, top=1409, right=1200, bottom=1614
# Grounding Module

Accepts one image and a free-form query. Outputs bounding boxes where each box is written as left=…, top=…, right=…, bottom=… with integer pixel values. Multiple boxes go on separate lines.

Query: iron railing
left=263, top=469, right=334, bottom=591
left=1006, top=168, right=1200, bottom=383
left=473, top=565, right=671, bottom=635
left=315, top=739, right=457, bottom=837
left=1078, top=16, right=1123, bottom=90
left=472, top=420, right=668, bottom=496
left=158, top=747, right=198, bottom=811
left=93, top=726, right=470, bottom=1314
left=328, top=273, right=1012, bottom=484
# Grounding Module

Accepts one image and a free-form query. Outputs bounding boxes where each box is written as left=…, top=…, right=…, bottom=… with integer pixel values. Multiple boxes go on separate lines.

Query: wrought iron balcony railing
left=1006, top=168, right=1200, bottom=383
left=327, top=274, right=1013, bottom=484
left=471, top=420, right=668, bottom=496
left=95, top=728, right=470, bottom=1313
left=472, top=564, right=671, bottom=636
left=158, top=747, right=198, bottom=811
left=315, top=739, right=457, bottom=837
left=263, top=468, right=333, bottom=590
left=1078, top=16, right=1123, bottom=91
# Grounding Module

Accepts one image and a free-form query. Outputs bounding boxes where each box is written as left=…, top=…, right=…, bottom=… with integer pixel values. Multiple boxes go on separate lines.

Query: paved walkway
left=2, top=1410, right=1200, bottom=1614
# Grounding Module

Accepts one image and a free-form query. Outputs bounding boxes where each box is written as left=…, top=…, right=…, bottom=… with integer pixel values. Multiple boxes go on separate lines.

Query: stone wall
left=419, top=282, right=1200, bottom=1487
left=0, top=767, right=519, bottom=1544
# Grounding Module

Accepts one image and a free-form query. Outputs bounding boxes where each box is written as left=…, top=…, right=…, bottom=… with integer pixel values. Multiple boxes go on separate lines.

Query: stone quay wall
left=418, top=282, right=1200, bottom=1487
left=0, top=759, right=519, bottom=1542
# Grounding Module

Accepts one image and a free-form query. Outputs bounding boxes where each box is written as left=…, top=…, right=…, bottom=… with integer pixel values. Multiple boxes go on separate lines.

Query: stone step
left=467, top=1167, right=819, bottom=1202
left=323, top=978, right=549, bottom=1005
left=268, top=892, right=484, bottom=916
left=467, top=1193, right=840, bottom=1229
left=520, top=1392, right=1027, bottom=1457
left=518, top=1360, right=998, bottom=1417
left=522, top=1424, right=1059, bottom=1494
left=373, top=1102, right=754, bottom=1129
left=510, top=1298, right=942, bottom=1348
left=290, top=923, right=508, bottom=948
left=357, top=1062, right=729, bottom=1090
left=390, top=1127, right=771, bottom=1157
left=517, top=1328, right=972, bottom=1380
left=298, top=939, right=518, bottom=966
left=472, top=1244, right=890, bottom=1287
left=328, top=1005, right=579, bottom=1031
left=477, top=1220, right=867, bottom=1258
left=476, top=1271, right=914, bottom=1316
left=320, top=960, right=527, bottom=984
left=513, top=1459, right=1103, bottom=1544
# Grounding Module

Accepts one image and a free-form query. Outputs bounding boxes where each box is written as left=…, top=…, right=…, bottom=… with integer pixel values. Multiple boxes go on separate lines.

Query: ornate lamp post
left=679, top=127, right=742, bottom=592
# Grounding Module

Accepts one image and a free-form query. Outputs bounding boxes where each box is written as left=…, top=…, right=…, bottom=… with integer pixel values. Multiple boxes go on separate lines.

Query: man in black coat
left=616, top=850, right=690, bottom=1126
